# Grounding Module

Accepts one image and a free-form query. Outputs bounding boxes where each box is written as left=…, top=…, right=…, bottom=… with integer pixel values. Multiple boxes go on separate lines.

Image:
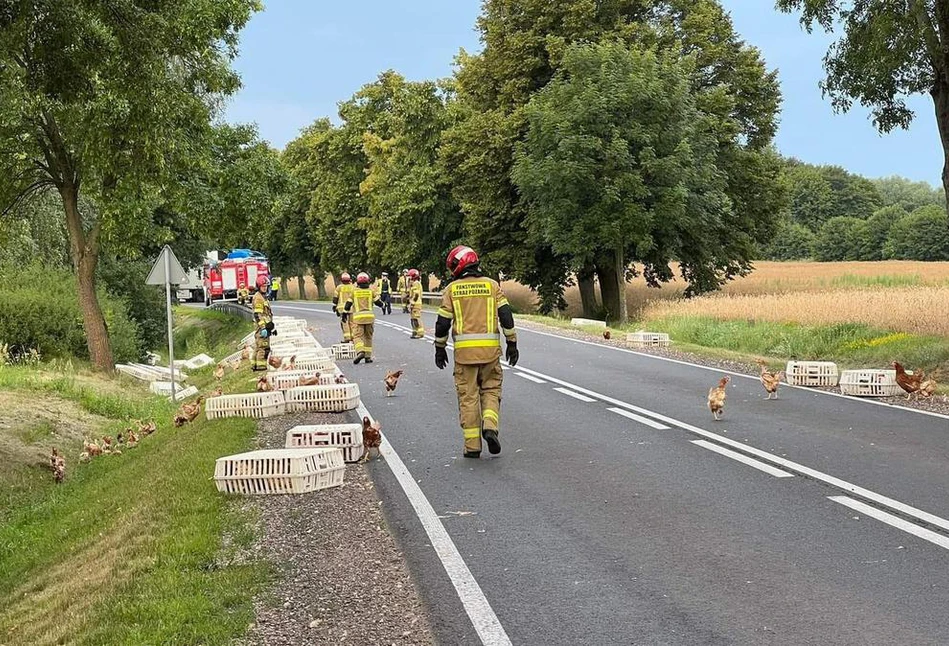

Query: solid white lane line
left=692, top=440, right=794, bottom=478
left=829, top=496, right=949, bottom=552
left=554, top=387, right=597, bottom=403
left=607, top=407, right=670, bottom=430
left=517, top=373, right=547, bottom=384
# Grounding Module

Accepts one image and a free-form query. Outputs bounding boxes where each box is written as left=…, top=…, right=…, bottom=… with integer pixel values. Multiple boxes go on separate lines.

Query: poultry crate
left=285, top=423, right=364, bottom=463
left=168, top=385, right=200, bottom=402
left=332, top=343, right=358, bottom=360
left=149, top=380, right=185, bottom=396
left=278, top=357, right=336, bottom=373
left=839, top=369, right=906, bottom=397
left=626, top=332, right=671, bottom=348
left=571, top=317, right=607, bottom=329
left=785, top=361, right=839, bottom=387
left=214, top=448, right=345, bottom=495
left=205, top=392, right=287, bottom=420
left=284, top=383, right=361, bottom=413
left=267, top=370, right=334, bottom=391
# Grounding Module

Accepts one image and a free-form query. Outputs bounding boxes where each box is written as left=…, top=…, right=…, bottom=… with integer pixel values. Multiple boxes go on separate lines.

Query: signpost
left=146, top=246, right=188, bottom=401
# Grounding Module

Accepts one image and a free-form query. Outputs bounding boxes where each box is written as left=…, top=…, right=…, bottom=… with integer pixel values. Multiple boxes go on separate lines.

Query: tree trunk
left=595, top=248, right=628, bottom=323
left=577, top=263, right=598, bottom=318
left=280, top=278, right=291, bottom=300
left=423, top=274, right=432, bottom=292
left=932, top=78, right=949, bottom=221
left=314, top=268, right=328, bottom=299
left=296, top=274, right=307, bottom=300
left=62, top=184, right=114, bottom=369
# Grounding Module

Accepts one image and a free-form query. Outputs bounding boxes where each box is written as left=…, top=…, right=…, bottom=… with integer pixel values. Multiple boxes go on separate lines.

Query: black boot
left=463, top=450, right=481, bottom=459
left=354, top=352, right=364, bottom=365
left=482, top=429, right=501, bottom=455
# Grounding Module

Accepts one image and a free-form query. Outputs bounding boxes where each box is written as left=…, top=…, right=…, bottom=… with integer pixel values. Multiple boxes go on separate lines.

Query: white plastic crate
left=332, top=343, right=357, bottom=360
left=205, top=392, right=287, bottom=420
left=571, top=317, right=607, bottom=329
left=626, top=331, right=670, bottom=348
left=786, top=361, right=839, bottom=387
left=281, top=357, right=336, bottom=373
left=214, top=448, right=345, bottom=495
left=150, top=380, right=185, bottom=396
left=285, top=424, right=364, bottom=463
left=285, top=383, right=361, bottom=413
left=839, top=369, right=907, bottom=397
left=168, top=385, right=200, bottom=402
left=183, top=353, right=215, bottom=370
left=267, top=370, right=333, bottom=390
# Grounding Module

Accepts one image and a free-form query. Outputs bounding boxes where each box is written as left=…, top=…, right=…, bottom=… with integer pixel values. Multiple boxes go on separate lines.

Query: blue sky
left=225, top=1, right=941, bottom=184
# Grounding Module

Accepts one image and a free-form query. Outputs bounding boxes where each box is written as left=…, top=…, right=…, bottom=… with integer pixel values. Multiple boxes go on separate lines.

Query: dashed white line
left=554, top=387, right=597, bottom=403
left=692, top=440, right=794, bottom=478
left=829, top=496, right=949, bottom=552
left=517, top=373, right=547, bottom=384
left=607, top=407, right=670, bottom=430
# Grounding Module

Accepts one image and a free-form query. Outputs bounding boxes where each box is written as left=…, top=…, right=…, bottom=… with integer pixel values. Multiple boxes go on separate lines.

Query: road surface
left=273, top=301, right=949, bottom=646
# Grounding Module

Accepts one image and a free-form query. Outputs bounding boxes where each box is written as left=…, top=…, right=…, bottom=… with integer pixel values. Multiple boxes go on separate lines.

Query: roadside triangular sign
left=146, top=245, right=189, bottom=285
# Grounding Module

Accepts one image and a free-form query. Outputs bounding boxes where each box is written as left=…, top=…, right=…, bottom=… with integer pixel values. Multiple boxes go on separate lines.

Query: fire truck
left=202, top=249, right=271, bottom=306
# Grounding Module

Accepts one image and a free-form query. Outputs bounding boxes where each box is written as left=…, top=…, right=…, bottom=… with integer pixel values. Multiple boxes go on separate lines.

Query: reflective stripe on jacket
left=435, top=277, right=511, bottom=364
left=348, top=287, right=377, bottom=324
left=253, top=292, right=272, bottom=327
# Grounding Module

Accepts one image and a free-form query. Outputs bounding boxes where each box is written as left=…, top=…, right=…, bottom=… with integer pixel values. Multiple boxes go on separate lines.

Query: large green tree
left=883, top=204, right=949, bottom=260
left=872, top=175, right=946, bottom=212
left=0, top=0, right=259, bottom=368
left=776, top=0, right=949, bottom=218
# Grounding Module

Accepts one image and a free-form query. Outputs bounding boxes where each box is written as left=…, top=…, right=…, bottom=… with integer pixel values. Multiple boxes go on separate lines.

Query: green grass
left=826, top=273, right=926, bottom=289
left=0, top=309, right=264, bottom=645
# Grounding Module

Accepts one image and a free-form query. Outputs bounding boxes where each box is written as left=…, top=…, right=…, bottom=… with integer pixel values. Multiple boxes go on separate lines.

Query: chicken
left=126, top=429, right=139, bottom=448
left=335, top=374, right=349, bottom=384
left=240, top=345, right=252, bottom=361
left=256, top=376, right=273, bottom=392
left=208, top=386, right=223, bottom=398
left=50, top=448, right=66, bottom=483
left=282, top=355, right=297, bottom=371
left=360, top=416, right=382, bottom=462
left=298, top=374, right=322, bottom=386
left=267, top=354, right=283, bottom=369
left=214, top=364, right=225, bottom=380
left=893, top=362, right=924, bottom=399
left=138, top=420, right=157, bottom=436
left=101, top=436, right=113, bottom=448
left=384, top=370, right=403, bottom=397
left=707, top=376, right=730, bottom=421
left=229, top=358, right=243, bottom=372
left=603, top=330, right=611, bottom=340
left=84, top=440, right=103, bottom=458
left=757, top=361, right=784, bottom=400
left=918, top=377, right=938, bottom=398
left=174, top=397, right=203, bottom=427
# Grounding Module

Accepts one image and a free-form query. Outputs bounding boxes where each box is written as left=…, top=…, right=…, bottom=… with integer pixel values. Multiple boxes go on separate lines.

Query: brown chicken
left=174, top=397, right=203, bottom=427
left=918, top=377, right=938, bottom=398
left=384, top=370, right=403, bottom=397
left=283, top=355, right=297, bottom=371
left=229, top=358, right=243, bottom=372
left=50, top=448, right=66, bottom=483
left=756, top=361, right=785, bottom=400
left=126, top=429, right=139, bottom=448
left=256, top=376, right=273, bottom=392
left=893, top=362, right=924, bottom=399
left=335, top=374, right=349, bottom=384
left=208, top=386, right=223, bottom=398
left=214, top=364, right=225, bottom=380
left=101, top=436, right=113, bottom=448
left=299, top=374, right=322, bottom=386
left=707, top=376, right=730, bottom=421
left=138, top=420, right=157, bottom=436
left=603, top=330, right=611, bottom=340
left=241, top=345, right=252, bottom=361
left=361, top=416, right=382, bottom=462
left=267, top=354, right=283, bottom=369
left=83, top=440, right=103, bottom=458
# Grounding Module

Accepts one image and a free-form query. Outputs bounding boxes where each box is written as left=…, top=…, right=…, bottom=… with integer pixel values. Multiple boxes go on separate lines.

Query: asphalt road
left=272, top=301, right=949, bottom=646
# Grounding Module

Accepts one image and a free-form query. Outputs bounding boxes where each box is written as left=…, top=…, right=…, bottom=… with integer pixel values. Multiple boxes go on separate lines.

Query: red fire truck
left=202, top=249, right=271, bottom=306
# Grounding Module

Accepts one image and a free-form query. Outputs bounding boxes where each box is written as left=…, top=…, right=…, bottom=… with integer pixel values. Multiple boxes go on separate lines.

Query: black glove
left=435, top=346, right=448, bottom=370
left=505, top=341, right=519, bottom=367
left=333, top=305, right=339, bottom=317
left=265, top=321, right=275, bottom=332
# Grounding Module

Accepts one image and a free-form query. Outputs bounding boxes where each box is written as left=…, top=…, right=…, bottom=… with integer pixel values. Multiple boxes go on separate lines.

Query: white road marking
left=517, top=373, right=547, bottom=384
left=280, top=305, right=512, bottom=645
left=607, top=407, right=670, bottom=430
left=554, top=387, right=597, bottom=403
left=829, top=496, right=949, bottom=552
left=692, top=440, right=794, bottom=478
left=280, top=304, right=949, bottom=538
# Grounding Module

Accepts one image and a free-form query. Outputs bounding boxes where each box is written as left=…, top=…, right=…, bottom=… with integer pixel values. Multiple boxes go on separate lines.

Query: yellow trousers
left=453, top=359, right=503, bottom=453
left=340, top=315, right=353, bottom=342
left=253, top=331, right=270, bottom=370
left=352, top=322, right=374, bottom=358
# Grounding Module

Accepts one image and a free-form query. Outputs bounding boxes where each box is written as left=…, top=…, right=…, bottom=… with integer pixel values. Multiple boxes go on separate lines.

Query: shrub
left=883, top=205, right=949, bottom=261
left=760, top=219, right=815, bottom=260
left=98, top=256, right=167, bottom=353
left=814, top=217, right=865, bottom=261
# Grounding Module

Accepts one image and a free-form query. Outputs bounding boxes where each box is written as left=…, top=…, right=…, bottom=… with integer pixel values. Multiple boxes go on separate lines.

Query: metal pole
left=165, top=247, right=176, bottom=401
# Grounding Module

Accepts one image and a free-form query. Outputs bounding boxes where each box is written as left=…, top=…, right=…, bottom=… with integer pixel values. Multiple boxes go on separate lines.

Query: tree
left=784, top=163, right=836, bottom=230
left=813, top=217, right=866, bottom=261
left=872, top=175, right=946, bottom=212
left=883, top=205, right=949, bottom=260
left=818, top=165, right=883, bottom=220
left=761, top=219, right=816, bottom=260
left=0, top=1, right=260, bottom=368
left=514, top=42, right=734, bottom=322
left=858, top=205, right=907, bottom=260
left=776, top=0, right=949, bottom=218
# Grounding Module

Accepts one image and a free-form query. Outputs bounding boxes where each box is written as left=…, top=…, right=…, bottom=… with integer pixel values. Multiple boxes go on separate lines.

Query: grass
left=0, top=308, right=265, bottom=645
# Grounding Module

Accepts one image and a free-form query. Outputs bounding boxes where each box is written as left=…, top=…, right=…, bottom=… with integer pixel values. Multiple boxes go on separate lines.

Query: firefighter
left=332, top=272, right=355, bottom=343
left=408, top=269, right=425, bottom=338
left=269, top=276, right=281, bottom=301
left=344, top=272, right=384, bottom=364
left=252, top=275, right=274, bottom=371
left=434, top=246, right=518, bottom=458
left=377, top=272, right=392, bottom=315
left=398, top=270, right=410, bottom=313
left=237, top=281, right=249, bottom=306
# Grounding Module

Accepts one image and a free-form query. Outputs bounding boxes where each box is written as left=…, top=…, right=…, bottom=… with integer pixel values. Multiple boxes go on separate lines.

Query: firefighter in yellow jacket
left=434, top=246, right=518, bottom=458
left=252, top=275, right=274, bottom=371
left=237, top=282, right=249, bottom=306
left=344, top=272, right=384, bottom=364
left=332, top=272, right=355, bottom=343
left=397, top=270, right=410, bottom=313
left=408, top=269, right=425, bottom=338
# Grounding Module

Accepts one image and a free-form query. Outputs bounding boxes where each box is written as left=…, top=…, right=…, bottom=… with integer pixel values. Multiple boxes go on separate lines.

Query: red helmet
left=356, top=272, right=371, bottom=286
left=256, top=275, right=270, bottom=289
left=446, top=245, right=479, bottom=278
left=340, top=272, right=352, bottom=284
left=407, top=269, right=420, bottom=280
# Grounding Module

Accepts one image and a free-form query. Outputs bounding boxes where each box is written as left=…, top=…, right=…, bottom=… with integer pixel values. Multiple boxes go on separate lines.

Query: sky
left=225, top=0, right=942, bottom=185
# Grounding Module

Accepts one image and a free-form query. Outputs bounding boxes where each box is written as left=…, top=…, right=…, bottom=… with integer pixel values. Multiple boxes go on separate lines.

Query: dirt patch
left=244, top=412, right=435, bottom=646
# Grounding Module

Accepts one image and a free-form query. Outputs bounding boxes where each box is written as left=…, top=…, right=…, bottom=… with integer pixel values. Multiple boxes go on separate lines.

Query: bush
left=883, top=205, right=949, bottom=260
left=0, top=264, right=142, bottom=363
left=857, top=205, right=906, bottom=261
left=760, top=219, right=815, bottom=260
left=98, top=256, right=167, bottom=353
left=813, top=216, right=865, bottom=261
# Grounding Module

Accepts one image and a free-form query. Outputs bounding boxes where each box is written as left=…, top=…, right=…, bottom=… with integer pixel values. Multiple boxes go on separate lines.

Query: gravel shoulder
left=242, top=411, right=436, bottom=646
left=518, top=318, right=949, bottom=417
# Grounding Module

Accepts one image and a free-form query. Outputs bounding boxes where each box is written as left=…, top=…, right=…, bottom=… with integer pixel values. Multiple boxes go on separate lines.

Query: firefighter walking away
left=434, top=246, right=518, bottom=458
left=398, top=270, right=410, bottom=313
left=345, top=272, right=384, bottom=364
left=408, top=269, right=425, bottom=338
left=332, top=272, right=355, bottom=343
left=252, top=275, right=275, bottom=371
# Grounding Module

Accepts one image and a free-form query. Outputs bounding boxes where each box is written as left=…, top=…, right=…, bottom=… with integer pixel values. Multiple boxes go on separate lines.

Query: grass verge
left=0, top=308, right=265, bottom=646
